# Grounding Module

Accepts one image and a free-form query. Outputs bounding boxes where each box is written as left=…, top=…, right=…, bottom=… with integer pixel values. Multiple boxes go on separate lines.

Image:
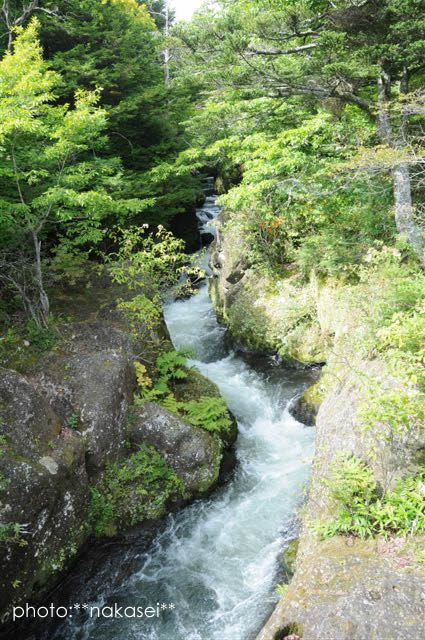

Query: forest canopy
left=0, top=0, right=424, bottom=330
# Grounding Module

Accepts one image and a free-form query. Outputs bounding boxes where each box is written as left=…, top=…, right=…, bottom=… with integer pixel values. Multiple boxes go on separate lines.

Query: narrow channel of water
left=39, top=193, right=315, bottom=640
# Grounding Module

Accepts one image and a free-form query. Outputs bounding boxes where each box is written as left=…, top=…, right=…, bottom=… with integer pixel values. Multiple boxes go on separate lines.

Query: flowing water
left=40, top=191, right=315, bottom=640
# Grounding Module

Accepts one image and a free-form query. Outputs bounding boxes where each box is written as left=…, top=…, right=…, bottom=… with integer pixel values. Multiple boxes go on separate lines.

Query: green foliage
left=134, top=350, right=233, bottom=439
left=24, top=319, right=56, bottom=351
left=173, top=0, right=425, bottom=274
left=105, top=225, right=203, bottom=342
left=67, top=414, right=81, bottom=431
left=156, top=348, right=190, bottom=384
left=0, top=20, right=151, bottom=328
left=317, top=455, right=425, bottom=539
left=275, top=583, right=289, bottom=597
left=89, top=443, right=186, bottom=537
left=184, top=396, right=232, bottom=435
left=346, top=248, right=425, bottom=474
left=135, top=348, right=190, bottom=403
left=0, top=522, right=27, bottom=547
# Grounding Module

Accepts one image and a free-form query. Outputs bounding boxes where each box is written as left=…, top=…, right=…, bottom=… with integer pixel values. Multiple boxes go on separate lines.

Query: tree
left=0, top=20, right=149, bottom=327
left=0, top=0, right=58, bottom=50
left=175, top=0, right=425, bottom=265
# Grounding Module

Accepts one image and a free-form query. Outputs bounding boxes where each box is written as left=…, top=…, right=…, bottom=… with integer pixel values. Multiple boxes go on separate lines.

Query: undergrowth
left=316, top=455, right=425, bottom=539
left=89, top=443, right=187, bottom=537
left=134, top=349, right=233, bottom=439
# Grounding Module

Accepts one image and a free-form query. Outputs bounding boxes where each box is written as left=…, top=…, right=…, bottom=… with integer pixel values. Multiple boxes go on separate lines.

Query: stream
left=37, top=192, right=315, bottom=640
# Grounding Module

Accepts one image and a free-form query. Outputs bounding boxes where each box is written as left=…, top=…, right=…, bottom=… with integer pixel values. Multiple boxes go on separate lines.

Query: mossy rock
left=174, top=368, right=221, bottom=403
left=290, top=382, right=323, bottom=426
left=282, top=539, right=299, bottom=576
left=130, top=402, right=224, bottom=497
left=174, top=369, right=238, bottom=447
left=88, top=442, right=187, bottom=538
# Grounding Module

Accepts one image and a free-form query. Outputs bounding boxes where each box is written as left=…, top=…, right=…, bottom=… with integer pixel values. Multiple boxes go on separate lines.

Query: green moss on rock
left=291, top=382, right=324, bottom=426
left=282, top=539, right=299, bottom=576
left=174, top=369, right=238, bottom=447
left=89, top=443, right=187, bottom=537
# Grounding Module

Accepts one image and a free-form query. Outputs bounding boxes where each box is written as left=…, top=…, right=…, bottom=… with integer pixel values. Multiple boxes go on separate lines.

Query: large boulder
left=32, top=322, right=136, bottom=475
left=256, top=358, right=425, bottom=640
left=0, top=367, right=89, bottom=618
left=130, top=402, right=222, bottom=495
left=0, top=314, right=237, bottom=625
left=209, top=215, right=329, bottom=361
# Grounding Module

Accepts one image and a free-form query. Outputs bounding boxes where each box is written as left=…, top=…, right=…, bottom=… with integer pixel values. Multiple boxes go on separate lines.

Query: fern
left=156, top=349, right=192, bottom=383
left=161, top=394, right=184, bottom=413
left=134, top=349, right=192, bottom=406
left=184, top=396, right=232, bottom=434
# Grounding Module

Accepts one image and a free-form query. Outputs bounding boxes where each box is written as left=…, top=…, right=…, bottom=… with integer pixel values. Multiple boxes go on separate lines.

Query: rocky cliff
left=209, top=214, right=425, bottom=640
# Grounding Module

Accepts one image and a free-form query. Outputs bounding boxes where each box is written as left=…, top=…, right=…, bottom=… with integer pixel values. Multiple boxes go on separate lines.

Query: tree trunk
left=164, top=0, right=170, bottom=88
left=377, top=68, right=425, bottom=266
left=32, top=230, right=50, bottom=328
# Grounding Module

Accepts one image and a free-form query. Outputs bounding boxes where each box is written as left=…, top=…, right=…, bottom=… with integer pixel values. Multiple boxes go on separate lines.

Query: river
left=36, top=193, right=315, bottom=640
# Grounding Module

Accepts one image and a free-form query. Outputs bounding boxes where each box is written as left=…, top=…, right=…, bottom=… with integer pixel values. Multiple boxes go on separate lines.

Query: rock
left=0, top=367, right=89, bottom=619
left=32, top=322, right=136, bottom=475
left=130, top=402, right=222, bottom=495
left=0, top=318, right=236, bottom=623
left=208, top=216, right=329, bottom=362
left=257, top=542, right=425, bottom=640
left=173, top=368, right=238, bottom=448
left=256, top=357, right=425, bottom=640
left=282, top=539, right=299, bottom=577
left=289, top=382, right=323, bottom=426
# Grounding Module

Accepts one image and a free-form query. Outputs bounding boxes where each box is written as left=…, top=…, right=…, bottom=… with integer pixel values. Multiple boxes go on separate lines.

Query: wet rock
left=289, top=382, right=323, bottom=426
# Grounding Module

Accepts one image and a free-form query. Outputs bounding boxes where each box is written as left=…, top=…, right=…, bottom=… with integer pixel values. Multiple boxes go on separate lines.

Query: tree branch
left=246, top=43, right=318, bottom=56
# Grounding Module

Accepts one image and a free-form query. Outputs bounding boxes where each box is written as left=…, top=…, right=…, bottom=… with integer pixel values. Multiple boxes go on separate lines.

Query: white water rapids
left=45, top=192, right=315, bottom=640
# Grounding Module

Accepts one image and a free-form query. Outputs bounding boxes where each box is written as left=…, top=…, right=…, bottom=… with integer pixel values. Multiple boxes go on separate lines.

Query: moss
left=303, top=382, right=324, bottom=407
left=292, top=381, right=324, bottom=425
left=174, top=368, right=221, bottom=403
left=88, top=443, right=188, bottom=537
left=226, top=295, right=272, bottom=352
left=282, top=539, right=299, bottom=575
left=193, top=440, right=222, bottom=495
left=174, top=369, right=237, bottom=447
left=275, top=622, right=304, bottom=640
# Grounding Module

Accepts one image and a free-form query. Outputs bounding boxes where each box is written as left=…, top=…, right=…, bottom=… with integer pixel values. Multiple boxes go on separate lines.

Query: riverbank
left=0, top=264, right=237, bottom=631
left=209, top=210, right=425, bottom=639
